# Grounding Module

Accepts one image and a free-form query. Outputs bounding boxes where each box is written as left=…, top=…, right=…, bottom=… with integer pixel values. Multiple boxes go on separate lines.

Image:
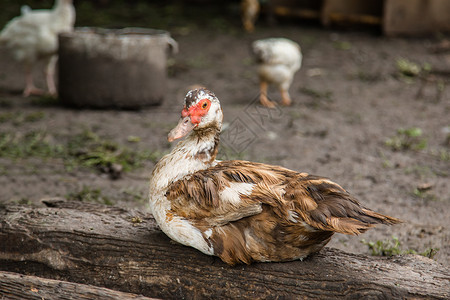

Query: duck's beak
left=168, top=116, right=196, bottom=142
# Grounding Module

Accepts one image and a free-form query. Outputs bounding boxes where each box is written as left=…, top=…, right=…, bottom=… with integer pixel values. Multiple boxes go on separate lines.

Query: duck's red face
left=181, top=98, right=211, bottom=125
left=168, top=98, right=212, bottom=142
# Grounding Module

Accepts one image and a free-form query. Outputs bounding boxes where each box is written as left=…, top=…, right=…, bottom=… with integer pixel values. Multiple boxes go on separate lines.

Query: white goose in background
left=252, top=38, right=302, bottom=107
left=0, top=0, right=75, bottom=96
left=148, top=88, right=401, bottom=265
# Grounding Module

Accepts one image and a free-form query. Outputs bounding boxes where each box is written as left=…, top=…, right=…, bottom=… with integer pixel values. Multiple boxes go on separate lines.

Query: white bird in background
left=252, top=38, right=302, bottom=107
left=0, top=0, right=75, bottom=97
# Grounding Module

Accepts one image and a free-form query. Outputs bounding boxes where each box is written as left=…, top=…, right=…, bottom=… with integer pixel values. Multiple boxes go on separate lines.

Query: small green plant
left=13, top=198, right=33, bottom=205
left=362, top=236, right=404, bottom=256
left=385, top=127, right=427, bottom=151
left=30, top=95, right=60, bottom=106
left=412, top=187, right=439, bottom=202
left=396, top=58, right=432, bottom=83
left=0, top=131, right=63, bottom=158
left=0, top=129, right=161, bottom=175
left=439, top=149, right=449, bottom=161
left=66, top=130, right=161, bottom=174
left=429, top=148, right=450, bottom=162
left=420, top=248, right=439, bottom=259
left=396, top=58, right=421, bottom=77
left=362, top=236, right=439, bottom=259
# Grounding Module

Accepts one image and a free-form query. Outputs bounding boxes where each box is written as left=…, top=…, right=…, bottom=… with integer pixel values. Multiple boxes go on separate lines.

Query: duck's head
left=168, top=88, right=223, bottom=142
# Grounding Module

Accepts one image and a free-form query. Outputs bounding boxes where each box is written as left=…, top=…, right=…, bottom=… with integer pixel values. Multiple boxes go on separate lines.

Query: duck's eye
left=202, top=102, right=208, bottom=109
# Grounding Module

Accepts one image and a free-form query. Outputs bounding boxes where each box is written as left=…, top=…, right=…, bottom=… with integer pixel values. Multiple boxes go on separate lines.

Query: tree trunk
left=1, top=200, right=449, bottom=299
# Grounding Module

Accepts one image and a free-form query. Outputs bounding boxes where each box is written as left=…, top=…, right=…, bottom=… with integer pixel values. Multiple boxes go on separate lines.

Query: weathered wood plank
left=0, top=201, right=449, bottom=299
left=0, top=270, right=157, bottom=300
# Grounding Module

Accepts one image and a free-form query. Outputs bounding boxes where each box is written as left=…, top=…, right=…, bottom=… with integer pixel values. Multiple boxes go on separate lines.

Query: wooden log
left=0, top=270, right=157, bottom=300
left=0, top=200, right=449, bottom=299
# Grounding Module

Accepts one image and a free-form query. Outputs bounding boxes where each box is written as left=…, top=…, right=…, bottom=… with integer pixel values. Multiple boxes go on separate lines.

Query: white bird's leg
left=23, top=63, right=44, bottom=97
left=259, top=81, right=276, bottom=108
left=280, top=89, right=292, bottom=106
left=44, top=55, right=58, bottom=96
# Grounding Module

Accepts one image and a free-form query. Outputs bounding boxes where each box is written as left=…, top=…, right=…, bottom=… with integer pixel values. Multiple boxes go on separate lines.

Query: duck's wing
left=165, top=160, right=287, bottom=227
left=166, top=160, right=401, bottom=232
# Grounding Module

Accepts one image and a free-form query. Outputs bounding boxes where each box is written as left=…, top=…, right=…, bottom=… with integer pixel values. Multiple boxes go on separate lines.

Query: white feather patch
left=301, top=221, right=318, bottom=232
left=297, top=234, right=309, bottom=242
left=204, top=228, right=213, bottom=239
left=288, top=210, right=299, bottom=223
left=219, top=182, right=255, bottom=206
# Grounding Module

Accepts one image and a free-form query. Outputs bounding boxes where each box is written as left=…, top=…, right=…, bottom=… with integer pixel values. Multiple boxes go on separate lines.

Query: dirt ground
left=0, top=16, right=449, bottom=266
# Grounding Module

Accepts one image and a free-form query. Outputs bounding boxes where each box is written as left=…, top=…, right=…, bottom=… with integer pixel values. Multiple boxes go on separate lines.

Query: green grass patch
left=362, top=236, right=439, bottom=259
left=0, top=131, right=63, bottom=158
left=430, top=148, right=450, bottom=162
left=396, top=58, right=421, bottom=77
left=66, top=130, right=162, bottom=174
left=395, top=58, right=432, bottom=83
left=0, top=111, right=46, bottom=125
left=30, top=95, right=60, bottom=107
left=0, top=129, right=162, bottom=175
left=385, top=127, right=427, bottom=151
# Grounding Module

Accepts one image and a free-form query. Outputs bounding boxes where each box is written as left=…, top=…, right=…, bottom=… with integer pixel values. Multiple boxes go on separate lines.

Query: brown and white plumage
left=0, top=0, right=75, bottom=96
left=149, top=88, right=401, bottom=265
left=252, top=38, right=302, bottom=107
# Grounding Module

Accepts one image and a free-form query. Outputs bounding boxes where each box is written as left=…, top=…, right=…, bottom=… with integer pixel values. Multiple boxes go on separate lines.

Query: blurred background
left=1, top=0, right=449, bottom=36
left=0, top=0, right=449, bottom=265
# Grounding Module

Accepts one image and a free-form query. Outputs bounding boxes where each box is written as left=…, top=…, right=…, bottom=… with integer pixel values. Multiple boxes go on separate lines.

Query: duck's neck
left=53, top=0, right=75, bottom=27
left=183, top=126, right=220, bottom=163
left=150, top=125, right=221, bottom=192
